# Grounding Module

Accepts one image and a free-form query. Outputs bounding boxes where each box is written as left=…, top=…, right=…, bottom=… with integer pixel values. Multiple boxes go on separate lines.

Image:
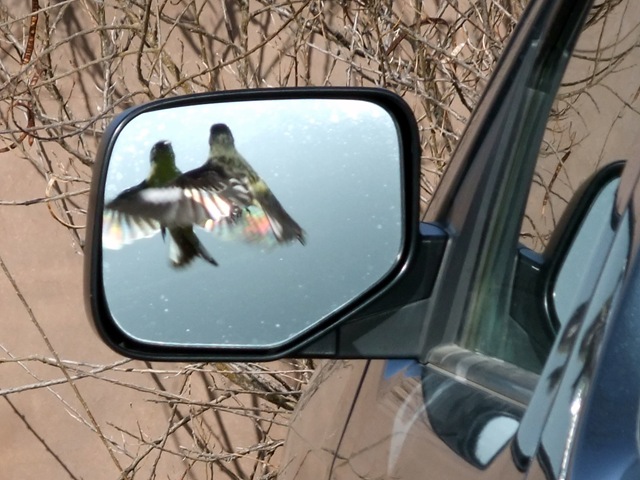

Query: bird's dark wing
left=200, top=204, right=282, bottom=248
left=105, top=186, right=211, bottom=227
left=173, top=164, right=254, bottom=209
left=105, top=171, right=249, bottom=226
left=102, top=170, right=250, bottom=249
left=187, top=166, right=306, bottom=246
left=102, top=208, right=161, bottom=249
left=102, top=181, right=162, bottom=249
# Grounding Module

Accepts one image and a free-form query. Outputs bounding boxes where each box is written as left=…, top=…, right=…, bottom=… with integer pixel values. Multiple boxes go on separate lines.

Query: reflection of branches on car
left=521, top=0, right=640, bottom=251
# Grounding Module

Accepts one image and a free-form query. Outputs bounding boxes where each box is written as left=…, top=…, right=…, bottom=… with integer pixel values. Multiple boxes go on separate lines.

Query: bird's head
left=150, top=140, right=175, bottom=165
left=209, top=123, right=235, bottom=148
left=148, top=140, right=179, bottom=185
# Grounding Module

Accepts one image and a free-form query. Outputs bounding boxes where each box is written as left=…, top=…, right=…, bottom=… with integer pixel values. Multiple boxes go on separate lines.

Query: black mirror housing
left=85, top=87, right=427, bottom=361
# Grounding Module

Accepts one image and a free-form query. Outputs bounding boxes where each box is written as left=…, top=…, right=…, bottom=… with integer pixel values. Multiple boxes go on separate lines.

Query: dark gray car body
left=278, top=0, right=640, bottom=478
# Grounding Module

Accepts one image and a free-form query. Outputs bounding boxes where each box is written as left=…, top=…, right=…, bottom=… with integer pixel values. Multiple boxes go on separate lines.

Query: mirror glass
left=552, top=176, right=625, bottom=327
left=101, top=98, right=404, bottom=348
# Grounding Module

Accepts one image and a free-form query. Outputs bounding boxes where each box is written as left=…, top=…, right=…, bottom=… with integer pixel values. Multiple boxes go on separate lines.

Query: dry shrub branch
left=1, top=0, right=527, bottom=228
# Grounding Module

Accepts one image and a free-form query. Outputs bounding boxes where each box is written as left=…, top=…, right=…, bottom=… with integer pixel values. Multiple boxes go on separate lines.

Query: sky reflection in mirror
left=102, top=98, right=403, bottom=348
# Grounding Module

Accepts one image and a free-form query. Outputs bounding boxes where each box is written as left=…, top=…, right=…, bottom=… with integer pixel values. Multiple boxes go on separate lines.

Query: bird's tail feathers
left=258, top=192, right=306, bottom=245
left=167, top=228, right=218, bottom=268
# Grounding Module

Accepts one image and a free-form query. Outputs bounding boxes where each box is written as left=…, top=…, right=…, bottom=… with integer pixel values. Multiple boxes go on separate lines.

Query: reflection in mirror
left=473, top=415, right=519, bottom=466
left=552, top=176, right=622, bottom=327
left=101, top=98, right=404, bottom=348
left=103, top=124, right=306, bottom=267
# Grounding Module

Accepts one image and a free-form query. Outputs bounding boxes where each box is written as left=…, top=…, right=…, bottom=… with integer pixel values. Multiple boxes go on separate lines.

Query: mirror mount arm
left=294, top=223, right=448, bottom=359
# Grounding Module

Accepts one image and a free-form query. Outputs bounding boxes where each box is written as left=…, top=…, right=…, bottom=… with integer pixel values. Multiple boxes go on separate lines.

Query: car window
left=461, top=0, right=640, bottom=373
left=522, top=1, right=640, bottom=252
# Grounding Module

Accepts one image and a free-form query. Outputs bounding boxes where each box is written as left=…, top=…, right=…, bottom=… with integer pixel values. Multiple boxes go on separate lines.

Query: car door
left=308, top=0, right=640, bottom=478
left=521, top=166, right=638, bottom=478
left=329, top=166, right=633, bottom=480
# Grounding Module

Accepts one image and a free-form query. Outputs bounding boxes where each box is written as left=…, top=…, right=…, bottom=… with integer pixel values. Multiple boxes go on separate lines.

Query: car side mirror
left=514, top=160, right=631, bottom=462
left=548, top=161, right=626, bottom=328
left=84, top=88, right=423, bottom=360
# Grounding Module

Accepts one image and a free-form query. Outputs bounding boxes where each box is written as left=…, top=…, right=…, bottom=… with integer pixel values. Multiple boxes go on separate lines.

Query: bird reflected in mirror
left=103, top=125, right=305, bottom=268
left=103, top=140, right=250, bottom=267
left=205, top=123, right=306, bottom=245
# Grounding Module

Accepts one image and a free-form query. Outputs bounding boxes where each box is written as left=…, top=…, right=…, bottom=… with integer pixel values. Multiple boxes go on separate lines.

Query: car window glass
left=521, top=2, right=640, bottom=251
left=462, top=0, right=640, bottom=372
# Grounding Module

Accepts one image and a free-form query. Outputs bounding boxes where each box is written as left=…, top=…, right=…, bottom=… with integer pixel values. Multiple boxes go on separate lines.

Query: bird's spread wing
left=102, top=182, right=159, bottom=249
left=173, top=164, right=254, bottom=209
left=102, top=208, right=161, bottom=249
left=102, top=170, right=251, bottom=249
left=105, top=185, right=235, bottom=226
left=200, top=204, right=282, bottom=248
left=189, top=164, right=306, bottom=246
